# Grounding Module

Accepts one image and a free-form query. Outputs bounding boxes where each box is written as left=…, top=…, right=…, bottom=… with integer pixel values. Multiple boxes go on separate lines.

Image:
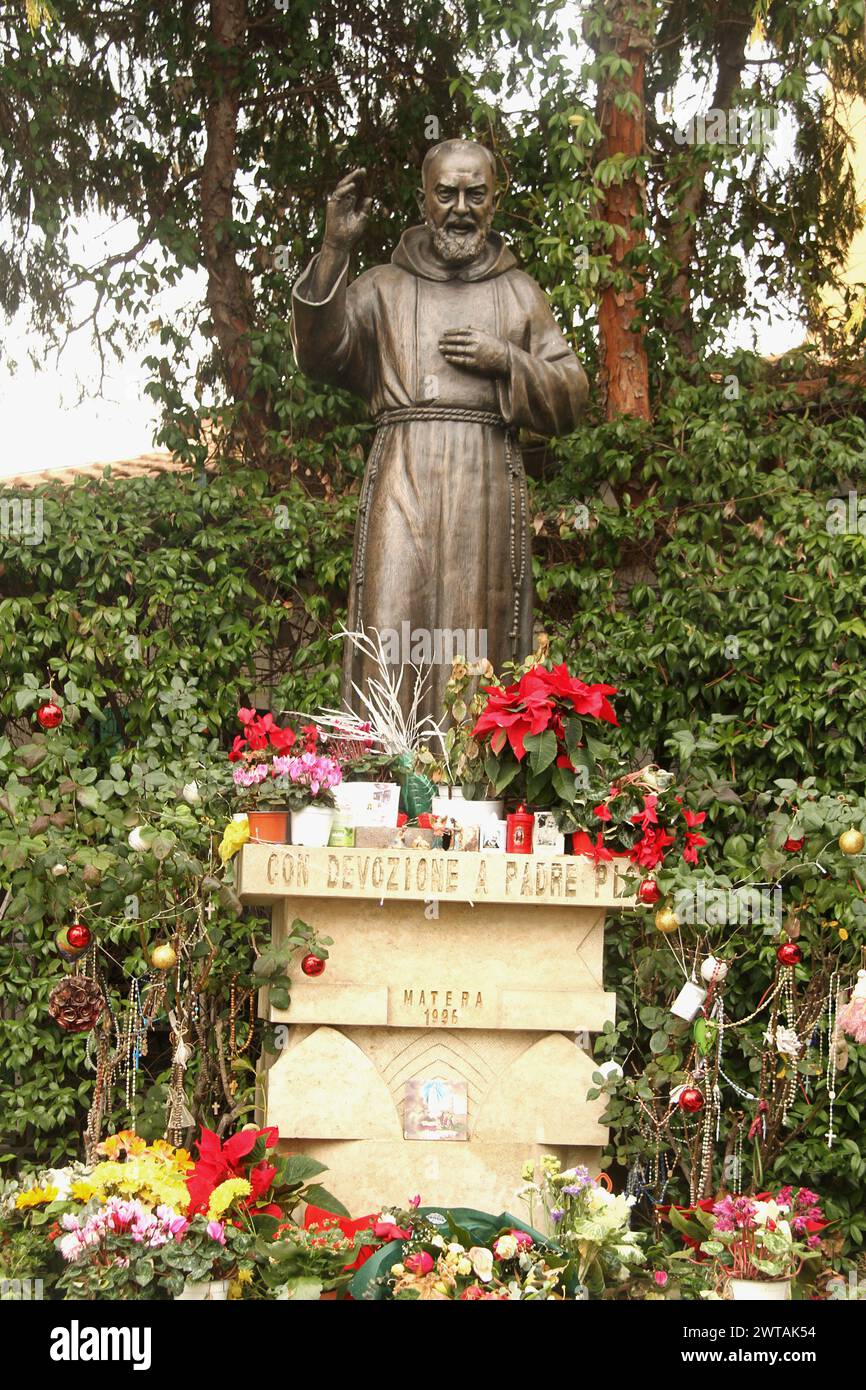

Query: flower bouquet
left=368, top=1208, right=571, bottom=1300
left=518, top=1156, right=645, bottom=1296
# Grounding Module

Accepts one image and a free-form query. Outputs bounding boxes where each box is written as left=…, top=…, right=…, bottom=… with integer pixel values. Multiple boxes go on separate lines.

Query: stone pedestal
left=236, top=844, right=631, bottom=1214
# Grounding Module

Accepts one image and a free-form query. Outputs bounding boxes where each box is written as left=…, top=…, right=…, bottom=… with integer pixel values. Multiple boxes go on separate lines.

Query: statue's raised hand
left=324, top=168, right=372, bottom=253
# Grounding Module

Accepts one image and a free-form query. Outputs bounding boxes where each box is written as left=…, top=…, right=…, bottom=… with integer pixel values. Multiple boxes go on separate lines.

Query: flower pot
left=290, top=805, right=335, bottom=847
left=431, top=789, right=504, bottom=826
left=175, top=1278, right=231, bottom=1301
left=247, top=810, right=288, bottom=844
left=729, top=1277, right=792, bottom=1301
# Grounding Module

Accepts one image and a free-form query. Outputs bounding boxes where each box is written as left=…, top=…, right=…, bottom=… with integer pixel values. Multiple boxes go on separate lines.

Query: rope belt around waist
left=374, top=405, right=509, bottom=430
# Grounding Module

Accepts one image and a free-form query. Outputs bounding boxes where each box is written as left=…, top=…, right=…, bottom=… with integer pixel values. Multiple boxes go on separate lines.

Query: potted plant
left=669, top=1187, right=827, bottom=1300
left=414, top=658, right=508, bottom=825
left=467, top=655, right=619, bottom=821
left=311, top=715, right=402, bottom=831
left=228, top=708, right=298, bottom=843
left=274, top=748, right=343, bottom=846
left=255, top=1222, right=368, bottom=1300
left=317, top=627, right=448, bottom=820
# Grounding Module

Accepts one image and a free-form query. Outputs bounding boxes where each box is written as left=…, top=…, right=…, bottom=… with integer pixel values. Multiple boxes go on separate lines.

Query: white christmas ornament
left=597, top=1061, right=624, bottom=1082
left=700, top=956, right=729, bottom=984
left=182, top=781, right=200, bottom=804
left=128, top=827, right=148, bottom=852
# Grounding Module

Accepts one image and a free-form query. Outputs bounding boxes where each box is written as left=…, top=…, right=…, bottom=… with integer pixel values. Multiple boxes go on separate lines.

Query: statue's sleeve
left=290, top=256, right=375, bottom=398
left=496, top=275, right=588, bottom=436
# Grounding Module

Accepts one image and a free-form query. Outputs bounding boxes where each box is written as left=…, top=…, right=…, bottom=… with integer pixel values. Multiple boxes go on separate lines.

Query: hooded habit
left=291, top=224, right=588, bottom=726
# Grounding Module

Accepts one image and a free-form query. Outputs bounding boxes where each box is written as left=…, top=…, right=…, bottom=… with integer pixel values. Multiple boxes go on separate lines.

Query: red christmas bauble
left=678, top=1087, right=705, bottom=1114
left=66, top=922, right=91, bottom=950
left=637, top=879, right=661, bottom=905
left=36, top=701, right=63, bottom=729
left=783, top=836, right=804, bottom=852
left=776, top=942, right=802, bottom=967
left=301, top=953, right=325, bottom=977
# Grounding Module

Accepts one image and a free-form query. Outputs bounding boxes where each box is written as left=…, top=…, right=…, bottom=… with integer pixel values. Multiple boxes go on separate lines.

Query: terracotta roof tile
left=2, top=451, right=201, bottom=489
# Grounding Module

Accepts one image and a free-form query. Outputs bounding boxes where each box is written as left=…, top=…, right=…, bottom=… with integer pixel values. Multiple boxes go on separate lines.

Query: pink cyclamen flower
left=654, top=1270, right=669, bottom=1287
left=206, top=1220, right=226, bottom=1245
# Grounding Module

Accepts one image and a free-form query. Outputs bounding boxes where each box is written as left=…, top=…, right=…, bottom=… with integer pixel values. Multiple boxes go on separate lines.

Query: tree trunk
left=591, top=0, right=653, bottom=421
left=662, top=9, right=751, bottom=356
left=201, top=0, right=254, bottom=409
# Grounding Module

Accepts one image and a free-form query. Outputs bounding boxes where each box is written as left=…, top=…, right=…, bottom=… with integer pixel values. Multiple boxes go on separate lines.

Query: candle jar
left=506, top=804, right=535, bottom=854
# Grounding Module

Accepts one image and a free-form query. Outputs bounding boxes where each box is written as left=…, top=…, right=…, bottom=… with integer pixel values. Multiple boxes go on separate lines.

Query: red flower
left=572, top=831, right=613, bottom=864
left=629, top=826, right=675, bottom=869
left=546, top=663, right=618, bottom=725
left=228, top=735, right=247, bottom=762
left=372, top=1216, right=412, bottom=1242
left=593, top=802, right=612, bottom=822
left=186, top=1126, right=279, bottom=1214
left=631, top=795, right=658, bottom=831
left=470, top=662, right=618, bottom=761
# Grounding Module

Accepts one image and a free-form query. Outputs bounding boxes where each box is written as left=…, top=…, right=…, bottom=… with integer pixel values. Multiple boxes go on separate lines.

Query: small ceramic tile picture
left=403, top=1077, right=469, bottom=1141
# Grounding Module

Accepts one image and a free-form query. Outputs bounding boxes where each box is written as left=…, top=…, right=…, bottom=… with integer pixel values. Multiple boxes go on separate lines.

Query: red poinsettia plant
left=470, top=659, right=618, bottom=808
left=467, top=658, right=707, bottom=877
left=186, top=1126, right=348, bottom=1229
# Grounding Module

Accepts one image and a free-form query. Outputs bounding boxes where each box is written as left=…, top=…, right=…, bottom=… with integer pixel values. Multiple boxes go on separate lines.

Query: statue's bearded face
left=419, top=149, right=497, bottom=266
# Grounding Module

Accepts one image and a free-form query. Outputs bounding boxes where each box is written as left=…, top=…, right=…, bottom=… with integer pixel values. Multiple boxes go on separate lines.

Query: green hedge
left=2, top=357, right=866, bottom=1243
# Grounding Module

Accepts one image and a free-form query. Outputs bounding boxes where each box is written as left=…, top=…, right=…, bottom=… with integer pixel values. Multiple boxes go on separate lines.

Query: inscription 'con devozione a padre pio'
left=263, top=847, right=630, bottom=904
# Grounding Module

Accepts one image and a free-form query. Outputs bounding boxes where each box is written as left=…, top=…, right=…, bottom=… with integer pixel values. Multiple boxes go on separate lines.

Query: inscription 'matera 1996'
left=255, top=845, right=633, bottom=907
left=400, top=987, right=484, bottom=1027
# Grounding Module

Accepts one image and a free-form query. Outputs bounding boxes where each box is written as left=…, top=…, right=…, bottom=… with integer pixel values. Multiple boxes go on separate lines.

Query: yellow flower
left=207, top=1178, right=252, bottom=1220
left=70, top=1181, right=96, bottom=1202
left=235, top=1269, right=253, bottom=1285
left=15, top=1185, right=58, bottom=1209
left=839, top=928, right=849, bottom=941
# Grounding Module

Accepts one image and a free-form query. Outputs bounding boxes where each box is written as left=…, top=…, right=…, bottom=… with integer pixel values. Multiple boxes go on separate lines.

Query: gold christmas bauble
left=654, top=907, right=680, bottom=935
left=839, top=828, right=864, bottom=856
left=150, top=942, right=177, bottom=970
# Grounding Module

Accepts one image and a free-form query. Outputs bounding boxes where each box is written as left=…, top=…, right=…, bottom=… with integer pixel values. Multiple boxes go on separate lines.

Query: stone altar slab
left=237, top=846, right=631, bottom=1215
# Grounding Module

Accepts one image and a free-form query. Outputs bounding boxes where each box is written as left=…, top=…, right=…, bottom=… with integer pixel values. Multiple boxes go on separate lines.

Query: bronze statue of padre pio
left=291, top=139, right=588, bottom=724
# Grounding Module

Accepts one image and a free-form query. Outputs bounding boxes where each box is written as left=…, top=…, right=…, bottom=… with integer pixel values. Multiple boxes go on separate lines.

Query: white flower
left=431, top=1234, right=446, bottom=1249
left=391, top=1263, right=405, bottom=1276
left=493, top=1234, right=518, bottom=1260
left=182, top=781, right=200, bottom=804
left=469, top=1246, right=494, bottom=1282
left=456, top=1258, right=472, bottom=1276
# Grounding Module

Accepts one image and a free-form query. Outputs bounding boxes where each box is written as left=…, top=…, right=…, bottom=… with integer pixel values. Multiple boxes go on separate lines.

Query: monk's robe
left=291, top=224, right=588, bottom=725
